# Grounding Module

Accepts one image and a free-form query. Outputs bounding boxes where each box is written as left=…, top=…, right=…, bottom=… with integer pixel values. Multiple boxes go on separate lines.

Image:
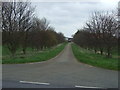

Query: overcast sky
left=31, top=0, right=119, bottom=38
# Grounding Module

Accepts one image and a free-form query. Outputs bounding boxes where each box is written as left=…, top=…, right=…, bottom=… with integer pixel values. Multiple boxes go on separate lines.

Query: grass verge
left=2, top=43, right=67, bottom=64
left=71, top=43, right=119, bottom=70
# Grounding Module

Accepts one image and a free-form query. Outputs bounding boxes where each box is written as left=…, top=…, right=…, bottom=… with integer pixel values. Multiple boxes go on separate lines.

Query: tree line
left=2, top=2, right=65, bottom=56
left=73, top=11, right=119, bottom=58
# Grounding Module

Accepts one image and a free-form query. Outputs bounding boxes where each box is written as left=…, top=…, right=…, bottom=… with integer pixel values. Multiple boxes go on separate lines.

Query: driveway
left=2, top=43, right=118, bottom=89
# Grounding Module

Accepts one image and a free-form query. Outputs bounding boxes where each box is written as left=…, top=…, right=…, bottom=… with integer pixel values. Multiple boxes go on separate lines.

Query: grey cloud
left=32, top=1, right=118, bottom=37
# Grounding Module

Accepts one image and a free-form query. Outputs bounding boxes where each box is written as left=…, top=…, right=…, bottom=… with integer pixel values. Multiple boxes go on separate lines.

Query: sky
left=31, top=0, right=119, bottom=38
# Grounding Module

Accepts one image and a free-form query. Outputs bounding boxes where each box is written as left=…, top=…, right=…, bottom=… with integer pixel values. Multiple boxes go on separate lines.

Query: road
left=2, top=43, right=118, bottom=89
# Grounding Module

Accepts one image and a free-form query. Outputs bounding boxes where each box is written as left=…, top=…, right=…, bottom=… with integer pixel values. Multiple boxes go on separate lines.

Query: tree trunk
left=11, top=53, right=15, bottom=58
left=11, top=50, right=15, bottom=58
left=100, top=49, right=103, bottom=55
left=94, top=49, right=97, bottom=54
left=107, top=47, right=112, bottom=58
left=23, top=48, right=26, bottom=54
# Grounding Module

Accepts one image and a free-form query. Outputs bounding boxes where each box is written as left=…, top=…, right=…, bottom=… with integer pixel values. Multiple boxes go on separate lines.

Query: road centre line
left=75, top=85, right=105, bottom=89
left=19, top=81, right=50, bottom=85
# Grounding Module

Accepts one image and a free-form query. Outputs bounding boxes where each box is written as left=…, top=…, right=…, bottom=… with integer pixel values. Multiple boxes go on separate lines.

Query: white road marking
left=75, top=85, right=104, bottom=89
left=28, top=62, right=43, bottom=64
left=19, top=81, right=50, bottom=85
left=29, top=63, right=37, bottom=64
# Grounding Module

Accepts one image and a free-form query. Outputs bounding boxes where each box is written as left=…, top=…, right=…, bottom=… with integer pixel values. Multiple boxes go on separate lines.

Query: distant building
left=68, top=38, right=73, bottom=42
left=64, top=37, right=73, bottom=42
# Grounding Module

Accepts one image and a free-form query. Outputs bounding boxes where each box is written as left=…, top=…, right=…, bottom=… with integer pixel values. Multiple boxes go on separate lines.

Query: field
left=72, top=43, right=119, bottom=70
left=2, top=43, right=67, bottom=64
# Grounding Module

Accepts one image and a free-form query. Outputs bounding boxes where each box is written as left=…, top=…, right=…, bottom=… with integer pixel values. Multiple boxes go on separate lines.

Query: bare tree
left=2, top=1, right=34, bottom=56
left=2, top=2, right=20, bottom=56
left=18, top=2, right=34, bottom=54
left=2, top=1, right=65, bottom=57
left=85, top=12, right=105, bottom=54
left=74, top=11, right=118, bottom=58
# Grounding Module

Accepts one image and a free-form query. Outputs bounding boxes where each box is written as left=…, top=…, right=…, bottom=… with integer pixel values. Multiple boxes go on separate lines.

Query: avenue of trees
left=2, top=2, right=65, bottom=56
left=73, top=11, right=119, bottom=58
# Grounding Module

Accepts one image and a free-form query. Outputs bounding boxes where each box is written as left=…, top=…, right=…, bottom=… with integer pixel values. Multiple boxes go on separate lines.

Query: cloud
left=32, top=1, right=119, bottom=37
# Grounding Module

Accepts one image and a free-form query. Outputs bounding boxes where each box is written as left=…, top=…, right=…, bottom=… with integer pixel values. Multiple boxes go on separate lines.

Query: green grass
left=72, top=43, right=119, bottom=70
left=2, top=45, right=36, bottom=56
left=2, top=43, right=67, bottom=64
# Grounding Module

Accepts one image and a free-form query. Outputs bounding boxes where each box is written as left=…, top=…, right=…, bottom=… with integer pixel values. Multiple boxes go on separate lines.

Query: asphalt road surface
left=2, top=43, right=118, bottom=89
